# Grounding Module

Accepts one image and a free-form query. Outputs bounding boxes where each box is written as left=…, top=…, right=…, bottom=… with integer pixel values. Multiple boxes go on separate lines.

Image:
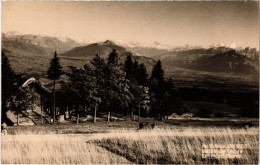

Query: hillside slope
left=191, top=50, right=259, bottom=74
left=61, top=40, right=156, bottom=72
left=155, top=47, right=258, bottom=74
left=62, top=40, right=126, bottom=58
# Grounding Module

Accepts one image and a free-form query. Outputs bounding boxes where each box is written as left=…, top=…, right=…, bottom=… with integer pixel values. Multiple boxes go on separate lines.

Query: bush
left=197, top=108, right=211, bottom=118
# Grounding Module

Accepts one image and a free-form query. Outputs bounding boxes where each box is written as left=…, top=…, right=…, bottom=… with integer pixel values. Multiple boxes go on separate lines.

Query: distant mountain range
left=62, top=40, right=126, bottom=58
left=153, top=47, right=259, bottom=74
left=2, top=33, right=82, bottom=53
left=2, top=33, right=259, bottom=80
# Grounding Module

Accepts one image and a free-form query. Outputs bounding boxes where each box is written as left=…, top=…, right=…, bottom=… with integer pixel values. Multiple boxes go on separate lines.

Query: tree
left=124, top=55, right=133, bottom=80
left=150, top=60, right=164, bottom=83
left=1, top=51, right=19, bottom=123
left=91, top=54, right=108, bottom=121
left=106, top=49, right=132, bottom=121
left=129, top=83, right=142, bottom=120
left=140, top=86, right=150, bottom=118
left=10, top=88, right=32, bottom=125
left=166, top=77, right=175, bottom=94
left=244, top=47, right=250, bottom=55
left=65, top=66, right=86, bottom=123
left=64, top=64, right=101, bottom=123
left=132, top=60, right=139, bottom=79
left=136, top=63, right=148, bottom=86
left=150, top=60, right=165, bottom=100
left=108, top=49, right=120, bottom=65
left=47, top=51, right=63, bottom=123
left=91, top=51, right=133, bottom=122
left=149, top=60, right=167, bottom=118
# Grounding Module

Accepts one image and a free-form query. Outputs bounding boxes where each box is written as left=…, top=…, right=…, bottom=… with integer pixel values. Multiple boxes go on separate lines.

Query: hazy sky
left=2, top=1, right=259, bottom=49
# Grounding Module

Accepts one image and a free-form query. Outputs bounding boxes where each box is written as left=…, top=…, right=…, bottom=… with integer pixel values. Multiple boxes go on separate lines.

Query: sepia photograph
left=1, top=1, right=259, bottom=164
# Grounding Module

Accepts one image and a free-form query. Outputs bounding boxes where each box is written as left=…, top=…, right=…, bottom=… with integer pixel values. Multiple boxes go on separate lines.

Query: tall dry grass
left=97, top=127, right=259, bottom=164
left=1, top=134, right=130, bottom=164
left=1, top=126, right=258, bottom=164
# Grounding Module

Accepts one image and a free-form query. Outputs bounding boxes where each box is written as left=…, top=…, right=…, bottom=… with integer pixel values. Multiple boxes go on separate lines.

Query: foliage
left=47, top=51, right=63, bottom=81
left=47, top=51, right=63, bottom=122
left=10, top=88, right=32, bottom=113
left=136, top=63, right=148, bottom=86
left=140, top=86, right=150, bottom=117
left=150, top=60, right=164, bottom=83
left=124, top=55, right=134, bottom=80
left=62, top=50, right=133, bottom=121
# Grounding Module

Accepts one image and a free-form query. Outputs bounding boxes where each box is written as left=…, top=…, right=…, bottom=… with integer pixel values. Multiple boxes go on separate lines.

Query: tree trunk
left=41, top=97, right=43, bottom=125
left=17, top=112, right=19, bottom=126
left=76, top=113, right=79, bottom=124
left=68, top=106, right=71, bottom=119
left=131, top=107, right=134, bottom=121
left=107, top=111, right=110, bottom=122
left=84, top=105, right=87, bottom=116
left=93, top=104, right=97, bottom=123
left=138, top=105, right=141, bottom=121
left=125, top=108, right=128, bottom=121
left=53, top=79, right=56, bottom=123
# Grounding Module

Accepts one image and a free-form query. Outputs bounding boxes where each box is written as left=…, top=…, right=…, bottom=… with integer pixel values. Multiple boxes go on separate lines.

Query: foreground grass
left=97, top=127, right=259, bottom=164
left=1, top=134, right=130, bottom=164
left=2, top=125, right=259, bottom=164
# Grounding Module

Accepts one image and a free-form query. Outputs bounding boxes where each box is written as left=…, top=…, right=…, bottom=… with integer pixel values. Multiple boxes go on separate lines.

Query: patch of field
left=1, top=134, right=131, bottom=164
left=97, top=127, right=259, bottom=164
left=6, top=118, right=259, bottom=135
left=1, top=126, right=258, bottom=164
left=6, top=121, right=139, bottom=135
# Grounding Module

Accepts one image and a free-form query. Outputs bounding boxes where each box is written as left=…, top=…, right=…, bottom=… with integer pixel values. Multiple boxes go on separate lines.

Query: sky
left=2, top=1, right=259, bottom=49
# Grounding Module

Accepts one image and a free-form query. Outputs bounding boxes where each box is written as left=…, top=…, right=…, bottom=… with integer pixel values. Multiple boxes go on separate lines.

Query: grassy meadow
left=1, top=120, right=259, bottom=164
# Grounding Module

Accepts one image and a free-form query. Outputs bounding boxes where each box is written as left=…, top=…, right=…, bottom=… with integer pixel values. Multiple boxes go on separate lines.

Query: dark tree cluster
left=149, top=61, right=183, bottom=119
left=1, top=51, right=35, bottom=125
left=55, top=50, right=183, bottom=122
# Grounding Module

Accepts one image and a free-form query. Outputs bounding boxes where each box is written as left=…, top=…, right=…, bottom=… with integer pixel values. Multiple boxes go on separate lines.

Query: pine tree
left=124, top=54, right=133, bottom=79
left=149, top=60, right=166, bottom=118
left=47, top=51, right=62, bottom=123
left=150, top=60, right=164, bottom=83
left=108, top=49, right=120, bottom=65
left=166, top=77, right=175, bottom=94
left=132, top=60, right=139, bottom=80
left=136, top=63, right=148, bottom=86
